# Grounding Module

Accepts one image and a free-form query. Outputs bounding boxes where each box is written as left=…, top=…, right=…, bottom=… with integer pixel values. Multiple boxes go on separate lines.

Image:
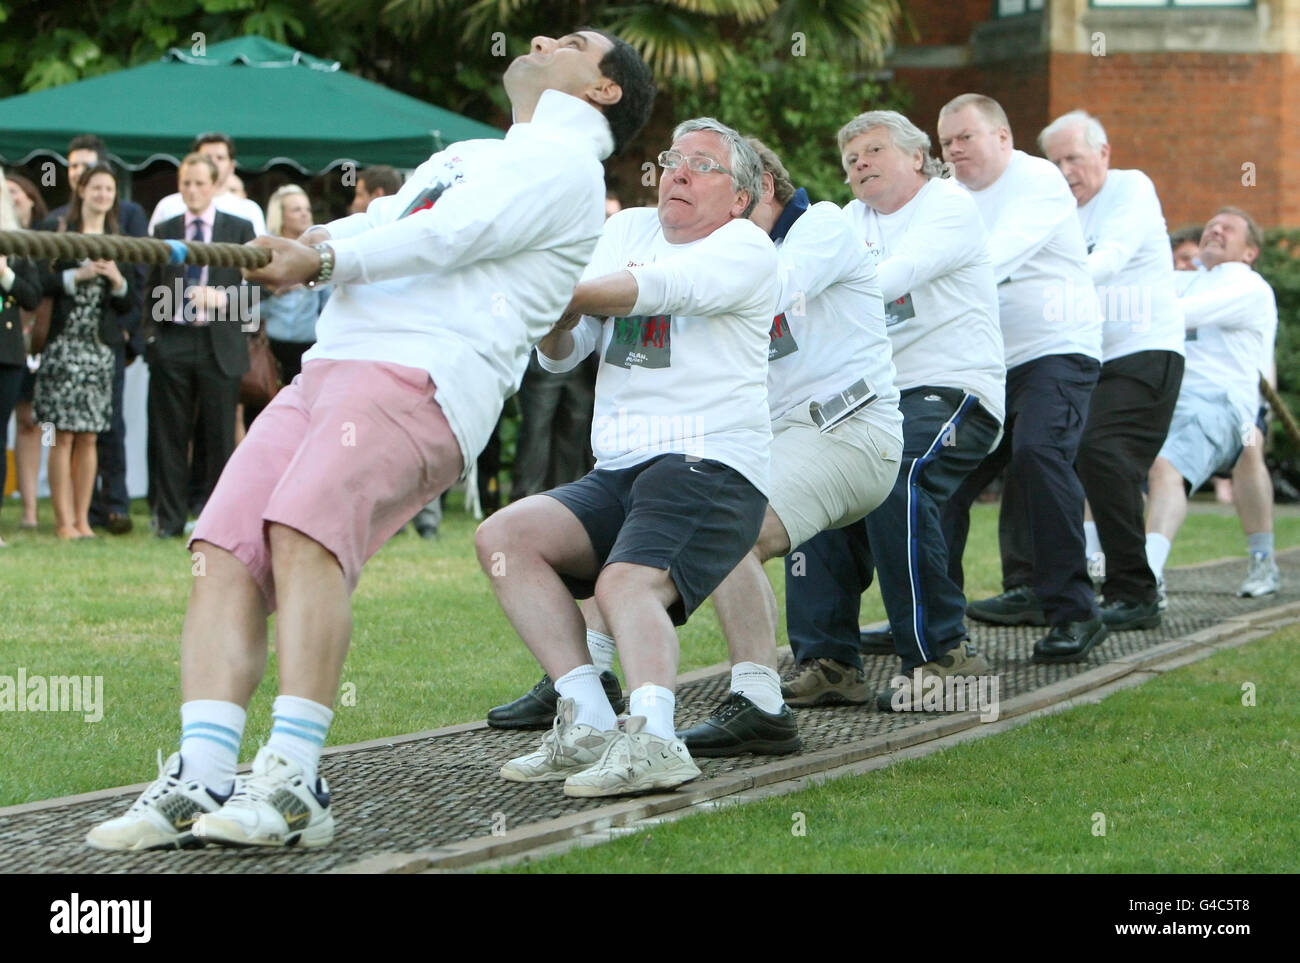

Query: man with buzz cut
left=1039, top=109, right=1185, bottom=632
left=477, top=117, right=776, bottom=796
left=674, top=134, right=903, bottom=753
left=937, top=93, right=1107, bottom=664
left=86, top=29, right=655, bottom=851
left=1146, top=207, right=1278, bottom=606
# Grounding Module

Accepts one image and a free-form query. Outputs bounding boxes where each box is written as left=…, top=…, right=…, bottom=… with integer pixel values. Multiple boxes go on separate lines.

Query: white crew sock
left=266, top=695, right=334, bottom=786
left=180, top=700, right=246, bottom=797
left=730, top=662, right=784, bottom=714
left=555, top=664, right=617, bottom=732
left=1146, top=533, right=1172, bottom=581
left=585, top=630, right=617, bottom=673
left=1247, top=532, right=1274, bottom=558
left=1084, top=521, right=1102, bottom=558
left=629, top=684, right=676, bottom=740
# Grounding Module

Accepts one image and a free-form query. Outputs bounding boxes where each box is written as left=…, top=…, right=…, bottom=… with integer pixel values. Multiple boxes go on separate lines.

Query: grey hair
left=837, top=111, right=945, bottom=179
left=1039, top=109, right=1108, bottom=154
left=670, top=117, right=763, bottom=217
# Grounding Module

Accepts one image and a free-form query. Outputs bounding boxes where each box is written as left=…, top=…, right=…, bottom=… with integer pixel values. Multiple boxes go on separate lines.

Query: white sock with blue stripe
left=180, top=700, right=246, bottom=797
left=267, top=695, right=333, bottom=785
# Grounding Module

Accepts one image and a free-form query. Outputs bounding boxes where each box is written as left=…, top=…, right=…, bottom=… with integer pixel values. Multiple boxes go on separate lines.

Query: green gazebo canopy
left=0, top=36, right=503, bottom=173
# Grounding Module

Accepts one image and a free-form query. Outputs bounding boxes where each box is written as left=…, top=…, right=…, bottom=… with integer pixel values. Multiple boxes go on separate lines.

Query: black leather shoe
left=676, top=693, right=801, bottom=757
left=967, top=586, right=1047, bottom=626
left=486, top=670, right=626, bottom=730
left=106, top=513, right=134, bottom=535
left=859, top=626, right=895, bottom=655
left=1099, top=597, right=1161, bottom=631
left=1032, top=617, right=1109, bottom=663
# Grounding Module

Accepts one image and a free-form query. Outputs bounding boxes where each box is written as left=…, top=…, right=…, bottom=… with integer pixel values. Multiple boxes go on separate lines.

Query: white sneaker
left=563, top=716, right=701, bottom=798
left=1156, top=577, right=1168, bottom=612
left=500, top=697, right=619, bottom=782
left=193, top=747, right=333, bottom=848
left=1238, top=552, right=1280, bottom=598
left=85, top=751, right=227, bottom=851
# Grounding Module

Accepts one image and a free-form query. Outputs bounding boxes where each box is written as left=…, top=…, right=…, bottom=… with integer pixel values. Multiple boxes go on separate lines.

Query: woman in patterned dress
left=34, top=163, right=133, bottom=539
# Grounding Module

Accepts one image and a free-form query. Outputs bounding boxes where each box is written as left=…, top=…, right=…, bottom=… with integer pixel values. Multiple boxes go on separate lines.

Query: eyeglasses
left=657, top=150, right=731, bottom=176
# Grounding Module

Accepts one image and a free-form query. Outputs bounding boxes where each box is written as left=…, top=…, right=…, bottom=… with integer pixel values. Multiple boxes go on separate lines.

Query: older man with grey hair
left=477, top=117, right=777, bottom=797
left=782, top=110, right=1006, bottom=712
left=1040, top=109, right=1185, bottom=632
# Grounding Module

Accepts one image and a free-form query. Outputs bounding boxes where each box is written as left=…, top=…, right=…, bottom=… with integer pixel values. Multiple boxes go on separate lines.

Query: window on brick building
left=1089, top=0, right=1253, bottom=7
left=996, top=0, right=1044, bottom=15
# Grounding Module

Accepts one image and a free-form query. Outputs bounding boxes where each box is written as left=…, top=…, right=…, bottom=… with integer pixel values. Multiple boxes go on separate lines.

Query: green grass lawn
left=0, top=495, right=1295, bottom=809
left=504, top=628, right=1300, bottom=873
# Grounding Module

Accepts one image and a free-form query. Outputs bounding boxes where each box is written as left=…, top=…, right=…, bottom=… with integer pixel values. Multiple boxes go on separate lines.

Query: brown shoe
left=877, top=642, right=993, bottom=712
left=106, top=513, right=134, bottom=535
left=780, top=658, right=868, bottom=707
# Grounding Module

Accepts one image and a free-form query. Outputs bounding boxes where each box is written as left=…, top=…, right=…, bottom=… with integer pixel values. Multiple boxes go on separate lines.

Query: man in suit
left=40, top=134, right=147, bottom=535
left=143, top=153, right=255, bottom=538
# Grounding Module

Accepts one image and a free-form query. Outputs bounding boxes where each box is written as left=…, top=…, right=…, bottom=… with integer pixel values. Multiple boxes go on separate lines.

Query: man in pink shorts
left=87, top=30, right=655, bottom=851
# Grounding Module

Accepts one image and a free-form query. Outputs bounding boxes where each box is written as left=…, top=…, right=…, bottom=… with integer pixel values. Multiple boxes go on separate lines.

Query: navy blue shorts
left=545, top=454, right=767, bottom=626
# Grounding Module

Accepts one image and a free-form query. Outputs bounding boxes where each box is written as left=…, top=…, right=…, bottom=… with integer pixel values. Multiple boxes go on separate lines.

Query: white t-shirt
left=539, top=208, right=777, bottom=496
left=962, top=150, right=1102, bottom=369
left=302, top=90, right=613, bottom=473
left=764, top=198, right=901, bottom=439
left=1176, top=261, right=1277, bottom=429
left=149, top=190, right=267, bottom=237
left=844, top=177, right=1006, bottom=424
left=1076, top=169, right=1184, bottom=362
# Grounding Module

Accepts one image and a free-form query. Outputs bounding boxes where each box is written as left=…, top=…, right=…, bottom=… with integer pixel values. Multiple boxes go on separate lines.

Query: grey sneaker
left=499, top=697, right=619, bottom=783
left=877, top=641, right=993, bottom=712
left=1238, top=552, right=1279, bottom=598
left=780, top=658, right=868, bottom=707
left=1156, top=576, right=1168, bottom=612
left=563, top=717, right=701, bottom=798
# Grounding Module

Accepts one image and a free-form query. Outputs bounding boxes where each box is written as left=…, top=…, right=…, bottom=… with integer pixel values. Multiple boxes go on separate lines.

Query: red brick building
left=889, top=0, right=1300, bottom=228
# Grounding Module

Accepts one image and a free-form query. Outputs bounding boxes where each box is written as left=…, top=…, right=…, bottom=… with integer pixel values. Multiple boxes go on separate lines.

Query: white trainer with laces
left=193, top=747, right=333, bottom=848
left=1238, top=552, right=1280, bottom=598
left=563, top=716, right=701, bottom=798
left=85, top=751, right=228, bottom=851
left=500, top=697, right=619, bottom=782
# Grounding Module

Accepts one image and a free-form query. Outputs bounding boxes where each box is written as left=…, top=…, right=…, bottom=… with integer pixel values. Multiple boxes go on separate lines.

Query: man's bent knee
left=596, top=562, right=678, bottom=612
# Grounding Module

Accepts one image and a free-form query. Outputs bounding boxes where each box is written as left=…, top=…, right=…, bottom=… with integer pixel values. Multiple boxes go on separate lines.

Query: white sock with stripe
left=180, top=699, right=246, bottom=797
left=629, top=684, right=676, bottom=740
left=266, top=695, right=333, bottom=786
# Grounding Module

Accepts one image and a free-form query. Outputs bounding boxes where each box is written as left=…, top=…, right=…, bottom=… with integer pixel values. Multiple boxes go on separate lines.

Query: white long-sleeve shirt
left=764, top=198, right=901, bottom=438
left=962, top=150, right=1102, bottom=369
left=149, top=190, right=266, bottom=237
left=1076, top=169, right=1184, bottom=362
left=845, top=177, right=1006, bottom=424
left=302, top=90, right=613, bottom=472
left=539, top=207, right=777, bottom=495
left=1176, top=261, right=1277, bottom=428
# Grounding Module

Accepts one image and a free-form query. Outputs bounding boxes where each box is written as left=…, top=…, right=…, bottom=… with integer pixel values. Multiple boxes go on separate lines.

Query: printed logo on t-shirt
left=885, top=293, right=915, bottom=327
left=769, top=313, right=799, bottom=361
left=399, top=171, right=461, bottom=219
left=604, top=315, right=672, bottom=369
left=1186, top=327, right=1198, bottom=342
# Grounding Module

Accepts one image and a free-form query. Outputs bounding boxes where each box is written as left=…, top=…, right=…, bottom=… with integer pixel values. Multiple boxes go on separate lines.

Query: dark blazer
left=0, top=258, right=41, bottom=367
left=39, top=255, right=135, bottom=350
left=143, top=210, right=256, bottom=379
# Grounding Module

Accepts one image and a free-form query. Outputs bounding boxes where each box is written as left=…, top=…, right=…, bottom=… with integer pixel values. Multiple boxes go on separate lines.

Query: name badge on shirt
left=885, top=293, right=916, bottom=327
left=769, top=313, right=799, bottom=361
left=604, top=314, right=672, bottom=369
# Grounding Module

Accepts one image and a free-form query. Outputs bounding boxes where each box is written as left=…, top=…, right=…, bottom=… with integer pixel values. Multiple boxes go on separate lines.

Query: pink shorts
left=190, top=359, right=464, bottom=609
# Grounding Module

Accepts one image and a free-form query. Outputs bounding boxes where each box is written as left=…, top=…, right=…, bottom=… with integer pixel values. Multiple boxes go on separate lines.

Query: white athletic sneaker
left=500, top=697, right=619, bottom=782
left=1238, top=552, right=1280, bottom=598
left=85, top=751, right=227, bottom=851
left=193, top=747, right=333, bottom=848
left=1156, top=577, right=1168, bottom=612
left=563, top=716, right=701, bottom=798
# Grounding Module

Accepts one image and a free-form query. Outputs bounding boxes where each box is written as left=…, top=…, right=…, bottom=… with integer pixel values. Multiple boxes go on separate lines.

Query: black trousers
left=1071, top=350, right=1183, bottom=603
left=786, top=387, right=1002, bottom=671
left=942, top=353, right=1100, bottom=625
left=510, top=353, right=596, bottom=502
left=0, top=363, right=25, bottom=509
left=90, top=346, right=129, bottom=521
left=147, top=327, right=239, bottom=535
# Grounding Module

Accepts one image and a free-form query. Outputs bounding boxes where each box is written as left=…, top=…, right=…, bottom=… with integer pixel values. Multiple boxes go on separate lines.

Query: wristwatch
left=308, top=242, right=334, bottom=287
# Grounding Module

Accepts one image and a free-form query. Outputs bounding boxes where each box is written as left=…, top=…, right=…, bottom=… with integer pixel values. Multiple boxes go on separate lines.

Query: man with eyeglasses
left=479, top=117, right=777, bottom=797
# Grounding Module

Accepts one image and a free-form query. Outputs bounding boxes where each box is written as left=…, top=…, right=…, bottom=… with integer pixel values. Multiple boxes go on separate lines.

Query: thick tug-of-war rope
left=0, top=228, right=271, bottom=269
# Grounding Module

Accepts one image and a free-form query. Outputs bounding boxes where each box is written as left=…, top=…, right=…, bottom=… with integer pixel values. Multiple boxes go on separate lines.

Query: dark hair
left=67, top=134, right=106, bottom=159
left=358, top=165, right=403, bottom=196
left=192, top=131, right=236, bottom=157
left=6, top=171, right=47, bottom=226
left=1169, top=225, right=1202, bottom=249
left=1215, top=206, right=1263, bottom=251
left=582, top=27, right=655, bottom=156
left=67, top=162, right=120, bottom=235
